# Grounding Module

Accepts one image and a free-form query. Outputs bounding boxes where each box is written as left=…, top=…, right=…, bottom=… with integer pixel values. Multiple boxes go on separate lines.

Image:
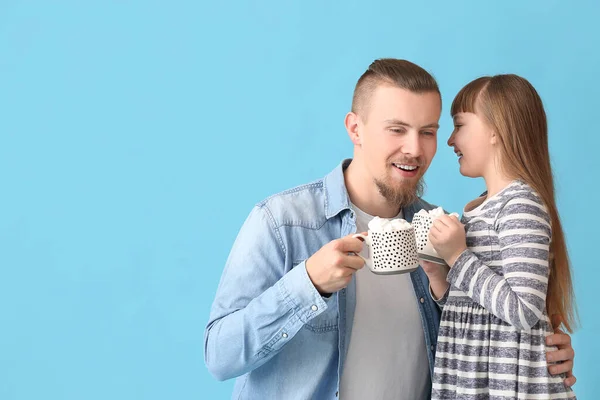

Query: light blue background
left=1, top=1, right=598, bottom=399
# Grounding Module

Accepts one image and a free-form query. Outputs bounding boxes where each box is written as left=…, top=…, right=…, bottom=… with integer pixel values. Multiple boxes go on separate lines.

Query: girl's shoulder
left=499, top=180, right=547, bottom=211
left=493, top=181, right=551, bottom=230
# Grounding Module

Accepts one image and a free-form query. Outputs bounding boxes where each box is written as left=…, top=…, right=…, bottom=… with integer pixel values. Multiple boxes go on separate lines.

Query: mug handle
left=352, top=233, right=371, bottom=264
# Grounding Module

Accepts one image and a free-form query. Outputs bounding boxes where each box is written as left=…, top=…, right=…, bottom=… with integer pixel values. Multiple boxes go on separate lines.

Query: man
left=204, top=59, right=576, bottom=399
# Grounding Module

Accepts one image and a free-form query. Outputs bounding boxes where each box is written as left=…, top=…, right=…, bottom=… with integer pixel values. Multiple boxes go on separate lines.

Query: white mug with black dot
left=352, top=216, right=419, bottom=275
left=412, top=207, right=460, bottom=265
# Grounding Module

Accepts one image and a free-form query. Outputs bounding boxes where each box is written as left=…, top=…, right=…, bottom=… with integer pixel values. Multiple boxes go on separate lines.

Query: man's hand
left=419, top=260, right=449, bottom=300
left=429, top=214, right=467, bottom=266
left=305, top=234, right=366, bottom=295
left=546, top=315, right=577, bottom=387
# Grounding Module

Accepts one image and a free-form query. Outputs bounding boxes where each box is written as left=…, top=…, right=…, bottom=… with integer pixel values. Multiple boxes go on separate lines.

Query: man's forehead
left=362, top=85, right=440, bottom=123
left=378, top=86, right=439, bottom=106
left=373, top=98, right=441, bottom=123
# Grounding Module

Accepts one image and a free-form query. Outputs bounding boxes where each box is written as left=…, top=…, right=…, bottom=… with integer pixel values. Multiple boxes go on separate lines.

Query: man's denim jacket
left=205, top=159, right=444, bottom=399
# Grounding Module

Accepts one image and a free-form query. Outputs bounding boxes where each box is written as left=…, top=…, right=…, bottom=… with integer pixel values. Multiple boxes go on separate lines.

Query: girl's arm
left=446, top=195, right=551, bottom=331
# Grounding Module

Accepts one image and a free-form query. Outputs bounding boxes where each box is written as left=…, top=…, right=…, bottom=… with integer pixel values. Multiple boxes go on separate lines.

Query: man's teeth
left=393, top=163, right=418, bottom=171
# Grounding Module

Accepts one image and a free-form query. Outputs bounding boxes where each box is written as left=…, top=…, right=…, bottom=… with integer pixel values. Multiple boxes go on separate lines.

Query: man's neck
left=344, top=160, right=403, bottom=218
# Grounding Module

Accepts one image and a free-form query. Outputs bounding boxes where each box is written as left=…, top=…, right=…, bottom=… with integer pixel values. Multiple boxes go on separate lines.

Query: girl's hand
left=429, top=214, right=467, bottom=266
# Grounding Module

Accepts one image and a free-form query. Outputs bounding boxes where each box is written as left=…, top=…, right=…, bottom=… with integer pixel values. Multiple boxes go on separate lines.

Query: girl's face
left=447, top=111, right=497, bottom=178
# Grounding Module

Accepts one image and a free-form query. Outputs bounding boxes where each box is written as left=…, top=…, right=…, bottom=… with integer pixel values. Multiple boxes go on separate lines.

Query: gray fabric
left=433, top=181, right=576, bottom=399
left=339, top=205, right=430, bottom=400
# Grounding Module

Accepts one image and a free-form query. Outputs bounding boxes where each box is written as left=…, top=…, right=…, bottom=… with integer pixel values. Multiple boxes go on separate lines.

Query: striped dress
left=432, top=181, right=576, bottom=399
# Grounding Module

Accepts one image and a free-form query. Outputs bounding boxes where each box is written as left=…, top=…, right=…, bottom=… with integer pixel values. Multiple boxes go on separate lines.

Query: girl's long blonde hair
left=451, top=74, right=578, bottom=332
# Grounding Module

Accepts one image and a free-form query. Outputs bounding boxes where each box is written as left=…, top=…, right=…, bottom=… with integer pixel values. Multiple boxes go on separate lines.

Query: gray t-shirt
left=339, top=204, right=431, bottom=400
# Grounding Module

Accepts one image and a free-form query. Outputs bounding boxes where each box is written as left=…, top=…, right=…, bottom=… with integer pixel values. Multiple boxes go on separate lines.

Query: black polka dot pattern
left=369, top=227, right=419, bottom=272
left=412, top=214, right=434, bottom=252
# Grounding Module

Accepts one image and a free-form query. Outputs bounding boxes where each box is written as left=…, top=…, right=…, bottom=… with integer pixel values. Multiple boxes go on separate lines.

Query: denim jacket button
left=420, top=297, right=425, bottom=303
left=311, top=305, right=318, bottom=311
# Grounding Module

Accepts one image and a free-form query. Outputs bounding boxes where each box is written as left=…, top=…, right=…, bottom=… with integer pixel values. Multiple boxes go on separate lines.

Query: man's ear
left=345, top=112, right=362, bottom=145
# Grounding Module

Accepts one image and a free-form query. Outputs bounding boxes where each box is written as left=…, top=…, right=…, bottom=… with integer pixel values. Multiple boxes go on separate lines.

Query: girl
left=429, top=74, right=577, bottom=399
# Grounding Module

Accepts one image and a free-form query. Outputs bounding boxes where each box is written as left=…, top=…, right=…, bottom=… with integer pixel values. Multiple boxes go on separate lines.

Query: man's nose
left=402, top=132, right=423, bottom=158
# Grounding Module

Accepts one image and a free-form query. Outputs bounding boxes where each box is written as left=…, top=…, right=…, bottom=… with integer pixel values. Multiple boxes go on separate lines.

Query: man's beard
left=375, top=176, right=425, bottom=208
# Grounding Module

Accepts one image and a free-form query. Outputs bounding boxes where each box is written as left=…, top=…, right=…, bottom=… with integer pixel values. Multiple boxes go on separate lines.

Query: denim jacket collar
left=324, top=159, right=353, bottom=219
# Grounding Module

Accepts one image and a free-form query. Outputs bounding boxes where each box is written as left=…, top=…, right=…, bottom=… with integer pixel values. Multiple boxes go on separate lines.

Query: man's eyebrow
left=384, top=119, right=439, bottom=129
left=384, top=119, right=411, bottom=127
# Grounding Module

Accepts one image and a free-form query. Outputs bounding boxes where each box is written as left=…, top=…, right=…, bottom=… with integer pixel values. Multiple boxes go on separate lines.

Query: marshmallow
left=368, top=216, right=412, bottom=232
left=417, top=207, right=459, bottom=220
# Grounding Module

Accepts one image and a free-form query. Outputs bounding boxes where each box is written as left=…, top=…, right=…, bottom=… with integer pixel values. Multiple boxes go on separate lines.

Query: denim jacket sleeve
left=204, top=204, right=331, bottom=381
